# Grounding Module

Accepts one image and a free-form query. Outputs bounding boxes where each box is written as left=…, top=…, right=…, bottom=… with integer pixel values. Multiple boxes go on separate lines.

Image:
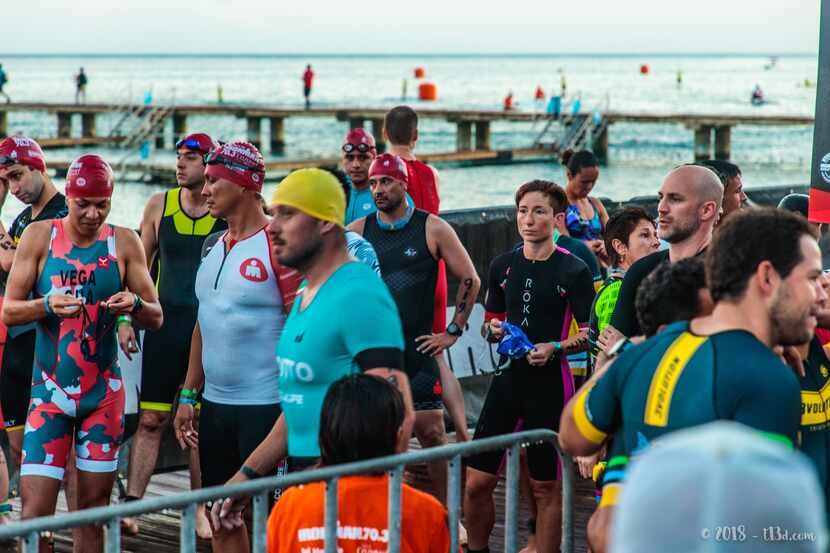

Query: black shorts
left=199, top=399, right=282, bottom=488
left=465, top=361, right=566, bottom=481
left=140, top=306, right=197, bottom=412
left=1, top=328, right=36, bottom=431
left=405, top=350, right=443, bottom=411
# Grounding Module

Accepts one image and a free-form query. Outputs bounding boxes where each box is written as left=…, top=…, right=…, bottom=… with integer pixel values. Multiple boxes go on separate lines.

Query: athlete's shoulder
left=201, top=230, right=225, bottom=259
left=489, top=249, right=515, bottom=273
left=627, top=250, right=669, bottom=279
left=614, top=321, right=690, bottom=368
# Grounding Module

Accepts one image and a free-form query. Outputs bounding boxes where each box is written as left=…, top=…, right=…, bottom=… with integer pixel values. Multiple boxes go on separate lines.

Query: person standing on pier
left=121, top=133, right=226, bottom=539
left=0, top=137, right=68, bottom=514
left=75, top=67, right=88, bottom=105
left=0, top=64, right=9, bottom=104
left=3, top=154, right=162, bottom=552
left=302, top=64, right=314, bottom=110
left=383, top=106, right=470, bottom=443
left=349, top=153, right=481, bottom=507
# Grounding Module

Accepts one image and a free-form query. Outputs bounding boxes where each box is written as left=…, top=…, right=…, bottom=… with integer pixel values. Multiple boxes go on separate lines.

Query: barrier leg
left=180, top=502, right=196, bottom=553
left=105, top=516, right=121, bottom=553
left=325, top=478, right=339, bottom=553
left=388, top=465, right=403, bottom=553
left=448, top=455, right=461, bottom=553
left=505, top=444, right=520, bottom=553
left=560, top=454, right=575, bottom=553
left=253, top=491, right=268, bottom=553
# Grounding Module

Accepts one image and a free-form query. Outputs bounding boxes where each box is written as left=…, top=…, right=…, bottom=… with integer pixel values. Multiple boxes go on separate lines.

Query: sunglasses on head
left=342, top=143, right=374, bottom=154
left=204, top=151, right=259, bottom=172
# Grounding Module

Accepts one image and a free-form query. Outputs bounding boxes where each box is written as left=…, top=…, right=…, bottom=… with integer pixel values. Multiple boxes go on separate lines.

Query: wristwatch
left=446, top=322, right=463, bottom=337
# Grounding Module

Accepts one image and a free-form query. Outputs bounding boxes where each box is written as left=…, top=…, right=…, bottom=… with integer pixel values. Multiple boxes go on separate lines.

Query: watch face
left=447, top=323, right=462, bottom=336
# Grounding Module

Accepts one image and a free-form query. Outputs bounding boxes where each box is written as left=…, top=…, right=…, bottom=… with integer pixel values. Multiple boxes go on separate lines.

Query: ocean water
left=0, top=53, right=818, bottom=227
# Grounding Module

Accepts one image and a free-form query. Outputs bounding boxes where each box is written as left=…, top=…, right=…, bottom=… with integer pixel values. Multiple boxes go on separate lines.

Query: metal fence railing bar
left=0, top=429, right=572, bottom=553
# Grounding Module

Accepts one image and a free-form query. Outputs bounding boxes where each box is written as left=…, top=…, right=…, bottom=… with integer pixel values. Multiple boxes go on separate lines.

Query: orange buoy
left=640, top=64, right=650, bottom=75
left=414, top=67, right=426, bottom=79
left=418, top=82, right=437, bottom=101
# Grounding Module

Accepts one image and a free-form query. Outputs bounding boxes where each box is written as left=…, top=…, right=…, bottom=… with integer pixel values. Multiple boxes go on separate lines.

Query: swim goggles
left=0, top=155, right=17, bottom=167
left=176, top=137, right=209, bottom=152
left=204, top=150, right=260, bottom=172
left=342, top=142, right=374, bottom=154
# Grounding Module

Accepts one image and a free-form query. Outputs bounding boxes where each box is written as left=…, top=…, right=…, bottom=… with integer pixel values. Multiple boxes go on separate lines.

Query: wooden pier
left=0, top=102, right=814, bottom=163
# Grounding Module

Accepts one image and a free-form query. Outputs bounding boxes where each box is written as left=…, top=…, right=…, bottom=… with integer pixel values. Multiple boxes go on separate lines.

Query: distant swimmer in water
left=751, top=84, right=765, bottom=106
left=676, top=70, right=683, bottom=87
left=504, top=90, right=515, bottom=111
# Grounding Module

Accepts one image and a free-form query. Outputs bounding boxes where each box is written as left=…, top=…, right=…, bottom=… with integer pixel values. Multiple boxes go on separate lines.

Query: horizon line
left=0, top=51, right=816, bottom=58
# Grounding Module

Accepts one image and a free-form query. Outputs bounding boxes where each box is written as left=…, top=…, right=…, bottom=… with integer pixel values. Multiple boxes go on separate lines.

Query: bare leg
left=123, top=409, right=169, bottom=534
left=530, top=479, right=562, bottom=553
left=65, top=453, right=81, bottom=548
left=74, top=470, right=117, bottom=553
left=519, top=450, right=538, bottom=553
left=463, top=467, right=499, bottom=550
left=586, top=506, right=615, bottom=553
left=0, top=447, right=8, bottom=503
left=7, top=428, right=23, bottom=465
left=437, top=355, right=469, bottom=442
left=413, top=410, right=448, bottom=504
left=189, top=411, right=212, bottom=539
left=20, top=475, right=62, bottom=553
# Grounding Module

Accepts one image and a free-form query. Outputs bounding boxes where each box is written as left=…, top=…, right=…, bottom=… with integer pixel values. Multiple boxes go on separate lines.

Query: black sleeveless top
left=364, top=209, right=438, bottom=375
left=156, top=188, right=227, bottom=310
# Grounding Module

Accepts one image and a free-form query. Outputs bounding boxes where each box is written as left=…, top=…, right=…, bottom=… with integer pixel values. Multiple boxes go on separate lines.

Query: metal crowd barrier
left=0, top=429, right=574, bottom=553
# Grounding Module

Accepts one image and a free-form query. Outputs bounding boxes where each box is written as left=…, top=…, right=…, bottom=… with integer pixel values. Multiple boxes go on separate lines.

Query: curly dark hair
left=635, top=257, right=707, bottom=337
left=705, top=207, right=818, bottom=303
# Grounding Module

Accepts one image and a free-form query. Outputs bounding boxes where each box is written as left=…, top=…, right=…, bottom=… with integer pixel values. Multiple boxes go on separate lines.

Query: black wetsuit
left=468, top=244, right=594, bottom=481
left=0, top=192, right=67, bottom=431
left=139, top=188, right=227, bottom=412
left=363, top=209, right=441, bottom=411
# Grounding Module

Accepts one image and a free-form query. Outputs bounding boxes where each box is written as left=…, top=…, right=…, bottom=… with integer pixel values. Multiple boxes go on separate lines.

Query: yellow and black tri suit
left=799, top=336, right=830, bottom=521
left=140, top=188, right=227, bottom=412
left=572, top=320, right=802, bottom=505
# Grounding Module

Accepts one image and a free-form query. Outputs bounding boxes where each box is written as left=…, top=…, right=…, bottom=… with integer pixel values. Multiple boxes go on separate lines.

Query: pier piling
left=172, top=113, right=187, bottom=146
left=714, top=126, right=732, bottom=160
left=57, top=112, right=72, bottom=138
left=0, top=111, right=6, bottom=138
left=457, top=122, right=472, bottom=151
left=475, top=122, right=491, bottom=151
left=693, top=125, right=713, bottom=162
left=247, top=117, right=262, bottom=148
left=371, top=118, right=386, bottom=153
left=592, top=125, right=609, bottom=164
left=270, top=117, right=285, bottom=153
left=348, top=117, right=364, bottom=131
left=81, top=113, right=96, bottom=138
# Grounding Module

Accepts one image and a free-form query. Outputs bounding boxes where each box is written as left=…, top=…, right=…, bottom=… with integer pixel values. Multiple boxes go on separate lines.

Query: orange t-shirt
left=267, top=474, right=450, bottom=553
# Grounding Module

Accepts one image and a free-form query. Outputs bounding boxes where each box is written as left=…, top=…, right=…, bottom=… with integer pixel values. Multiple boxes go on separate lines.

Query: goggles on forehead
left=176, top=137, right=209, bottom=152
left=204, top=150, right=260, bottom=172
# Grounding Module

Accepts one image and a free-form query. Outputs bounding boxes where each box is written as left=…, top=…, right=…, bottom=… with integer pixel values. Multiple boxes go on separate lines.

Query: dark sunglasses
left=342, top=143, right=374, bottom=154
left=79, top=302, right=117, bottom=360
left=204, top=151, right=259, bottom=172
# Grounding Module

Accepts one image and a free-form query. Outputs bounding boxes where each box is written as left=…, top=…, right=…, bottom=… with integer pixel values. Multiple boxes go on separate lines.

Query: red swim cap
left=369, top=153, right=408, bottom=184
left=343, top=128, right=376, bottom=153
left=176, top=132, right=217, bottom=155
left=65, top=154, right=114, bottom=199
left=0, top=136, right=46, bottom=174
left=204, top=141, right=266, bottom=192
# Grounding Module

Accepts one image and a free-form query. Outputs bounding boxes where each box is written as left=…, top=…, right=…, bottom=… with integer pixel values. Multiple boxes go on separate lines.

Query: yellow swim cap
left=271, top=168, right=346, bottom=227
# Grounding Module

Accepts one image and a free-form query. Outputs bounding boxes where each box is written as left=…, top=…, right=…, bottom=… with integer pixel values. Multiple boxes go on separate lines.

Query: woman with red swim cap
left=1, top=154, right=163, bottom=551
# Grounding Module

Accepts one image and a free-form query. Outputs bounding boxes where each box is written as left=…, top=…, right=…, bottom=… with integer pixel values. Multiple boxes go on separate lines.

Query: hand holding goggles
left=342, top=142, right=374, bottom=154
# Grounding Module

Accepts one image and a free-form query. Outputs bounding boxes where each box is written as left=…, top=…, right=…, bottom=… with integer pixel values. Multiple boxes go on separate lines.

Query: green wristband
left=180, top=388, right=199, bottom=399
left=117, top=315, right=132, bottom=327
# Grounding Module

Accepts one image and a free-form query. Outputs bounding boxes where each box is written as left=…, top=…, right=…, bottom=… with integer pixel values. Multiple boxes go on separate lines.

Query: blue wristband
left=44, top=295, right=54, bottom=315
left=179, top=397, right=198, bottom=406
left=549, top=341, right=562, bottom=352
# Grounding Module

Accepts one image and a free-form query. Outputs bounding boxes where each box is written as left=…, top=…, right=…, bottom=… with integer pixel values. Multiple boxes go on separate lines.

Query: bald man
left=599, top=165, right=723, bottom=346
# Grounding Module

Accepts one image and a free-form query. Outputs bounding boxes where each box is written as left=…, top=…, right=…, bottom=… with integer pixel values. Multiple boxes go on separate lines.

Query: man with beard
left=599, top=165, right=722, bottom=349
left=209, top=169, right=413, bottom=545
left=559, top=208, right=822, bottom=513
left=349, top=153, right=480, bottom=505
left=123, top=133, right=226, bottom=537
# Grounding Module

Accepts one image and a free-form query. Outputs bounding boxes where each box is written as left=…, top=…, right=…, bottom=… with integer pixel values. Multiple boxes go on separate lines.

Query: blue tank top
left=565, top=201, right=603, bottom=241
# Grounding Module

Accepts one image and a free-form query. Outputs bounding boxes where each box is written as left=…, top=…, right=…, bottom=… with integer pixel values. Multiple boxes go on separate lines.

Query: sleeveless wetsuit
left=140, top=188, right=227, bottom=412
left=22, top=219, right=124, bottom=479
left=799, top=336, right=830, bottom=523
left=468, top=245, right=595, bottom=481
left=0, top=192, right=67, bottom=432
left=565, top=200, right=603, bottom=241
left=363, top=209, right=442, bottom=410
left=573, top=321, right=801, bottom=505
left=194, top=226, right=285, bottom=487
left=401, top=159, right=447, bottom=335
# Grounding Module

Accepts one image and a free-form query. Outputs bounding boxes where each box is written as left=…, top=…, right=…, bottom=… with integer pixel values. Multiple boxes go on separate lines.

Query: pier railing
left=0, top=429, right=574, bottom=553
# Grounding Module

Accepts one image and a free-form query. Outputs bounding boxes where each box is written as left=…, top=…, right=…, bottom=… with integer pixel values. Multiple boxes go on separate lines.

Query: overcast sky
left=2, top=0, right=821, bottom=54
